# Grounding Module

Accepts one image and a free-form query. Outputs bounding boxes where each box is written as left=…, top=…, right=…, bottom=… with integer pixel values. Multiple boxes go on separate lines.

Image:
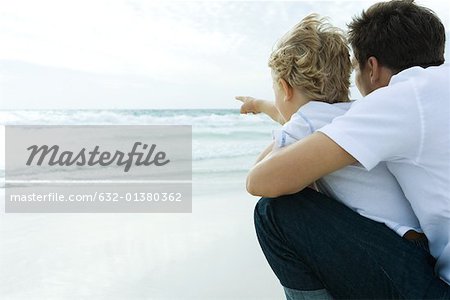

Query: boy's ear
left=279, top=78, right=293, bottom=101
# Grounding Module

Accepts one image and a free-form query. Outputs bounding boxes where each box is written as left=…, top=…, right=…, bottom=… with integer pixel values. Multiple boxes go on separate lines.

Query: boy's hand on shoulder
left=235, top=96, right=260, bottom=114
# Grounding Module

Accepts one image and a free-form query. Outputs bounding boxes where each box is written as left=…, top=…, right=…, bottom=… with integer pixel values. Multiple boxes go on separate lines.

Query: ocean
left=0, top=109, right=284, bottom=299
left=0, top=109, right=277, bottom=190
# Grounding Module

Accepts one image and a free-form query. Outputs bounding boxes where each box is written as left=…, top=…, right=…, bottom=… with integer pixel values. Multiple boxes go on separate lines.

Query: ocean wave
left=0, top=109, right=275, bottom=181
left=193, top=129, right=272, bottom=139
left=0, top=109, right=275, bottom=127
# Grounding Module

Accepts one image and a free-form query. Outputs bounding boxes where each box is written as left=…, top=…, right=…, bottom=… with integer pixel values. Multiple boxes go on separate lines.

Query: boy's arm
left=236, top=96, right=286, bottom=125
left=246, top=132, right=356, bottom=197
left=255, top=141, right=275, bottom=164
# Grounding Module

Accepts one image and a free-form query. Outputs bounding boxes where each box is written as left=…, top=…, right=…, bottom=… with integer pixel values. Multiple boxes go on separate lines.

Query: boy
left=238, top=14, right=423, bottom=299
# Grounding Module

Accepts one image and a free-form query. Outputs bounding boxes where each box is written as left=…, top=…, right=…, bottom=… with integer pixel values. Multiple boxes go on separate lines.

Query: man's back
left=319, top=64, right=450, bottom=283
left=385, top=64, right=450, bottom=282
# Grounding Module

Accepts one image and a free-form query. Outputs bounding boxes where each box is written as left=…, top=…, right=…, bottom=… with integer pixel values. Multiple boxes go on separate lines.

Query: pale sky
left=0, top=0, right=449, bottom=109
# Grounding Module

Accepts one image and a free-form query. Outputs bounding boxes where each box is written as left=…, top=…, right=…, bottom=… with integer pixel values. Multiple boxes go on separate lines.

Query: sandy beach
left=0, top=184, right=283, bottom=299
left=0, top=109, right=283, bottom=299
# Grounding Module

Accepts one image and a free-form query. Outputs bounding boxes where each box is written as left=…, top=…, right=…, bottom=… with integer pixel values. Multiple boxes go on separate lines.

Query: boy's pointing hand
left=235, top=96, right=260, bottom=114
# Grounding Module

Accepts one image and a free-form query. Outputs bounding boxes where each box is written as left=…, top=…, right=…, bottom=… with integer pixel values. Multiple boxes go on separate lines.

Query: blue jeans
left=254, top=188, right=450, bottom=299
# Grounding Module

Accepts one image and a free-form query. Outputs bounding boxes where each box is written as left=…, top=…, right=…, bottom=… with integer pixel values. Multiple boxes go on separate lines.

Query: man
left=247, top=0, right=450, bottom=298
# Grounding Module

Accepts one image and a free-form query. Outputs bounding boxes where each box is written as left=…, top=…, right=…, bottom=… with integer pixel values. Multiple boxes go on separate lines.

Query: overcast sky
left=0, top=0, right=449, bottom=109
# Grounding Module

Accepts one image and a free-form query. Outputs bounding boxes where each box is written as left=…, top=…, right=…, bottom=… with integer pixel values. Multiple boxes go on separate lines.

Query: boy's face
left=271, top=72, right=290, bottom=122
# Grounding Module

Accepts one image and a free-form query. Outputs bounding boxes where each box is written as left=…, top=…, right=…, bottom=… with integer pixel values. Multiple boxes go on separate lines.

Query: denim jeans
left=254, top=188, right=450, bottom=299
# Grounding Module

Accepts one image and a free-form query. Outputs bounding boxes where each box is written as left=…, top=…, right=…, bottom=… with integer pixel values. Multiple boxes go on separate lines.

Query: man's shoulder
left=372, top=64, right=450, bottom=110
left=390, top=64, right=449, bottom=87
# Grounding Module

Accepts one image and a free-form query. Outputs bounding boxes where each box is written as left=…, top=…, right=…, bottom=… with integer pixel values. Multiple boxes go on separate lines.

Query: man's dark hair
left=348, top=0, right=446, bottom=73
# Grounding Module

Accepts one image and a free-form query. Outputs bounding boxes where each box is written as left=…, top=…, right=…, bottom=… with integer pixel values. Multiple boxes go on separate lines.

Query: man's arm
left=246, top=132, right=356, bottom=197
left=236, top=96, right=286, bottom=124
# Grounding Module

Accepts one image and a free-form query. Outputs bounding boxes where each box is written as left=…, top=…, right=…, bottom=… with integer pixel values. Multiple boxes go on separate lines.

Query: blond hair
left=269, top=14, right=351, bottom=103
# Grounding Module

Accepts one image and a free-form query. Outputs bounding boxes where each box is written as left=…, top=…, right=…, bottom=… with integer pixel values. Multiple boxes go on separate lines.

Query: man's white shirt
left=319, top=64, right=450, bottom=284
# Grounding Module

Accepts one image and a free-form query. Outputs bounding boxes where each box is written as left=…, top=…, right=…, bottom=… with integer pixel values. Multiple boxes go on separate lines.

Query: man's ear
left=367, top=56, right=393, bottom=87
left=279, top=78, right=293, bottom=101
left=367, top=56, right=381, bottom=84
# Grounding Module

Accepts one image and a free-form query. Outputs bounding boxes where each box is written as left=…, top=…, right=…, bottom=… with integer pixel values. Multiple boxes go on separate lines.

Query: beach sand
left=0, top=182, right=284, bottom=299
left=0, top=110, right=283, bottom=299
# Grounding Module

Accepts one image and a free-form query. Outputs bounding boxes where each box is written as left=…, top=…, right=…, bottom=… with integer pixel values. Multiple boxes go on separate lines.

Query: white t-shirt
left=273, top=101, right=421, bottom=238
left=318, top=64, right=450, bottom=284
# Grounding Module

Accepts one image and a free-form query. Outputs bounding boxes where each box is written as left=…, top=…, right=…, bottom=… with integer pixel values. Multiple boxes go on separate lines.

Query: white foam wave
left=0, top=109, right=277, bottom=178
left=0, top=110, right=275, bottom=127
